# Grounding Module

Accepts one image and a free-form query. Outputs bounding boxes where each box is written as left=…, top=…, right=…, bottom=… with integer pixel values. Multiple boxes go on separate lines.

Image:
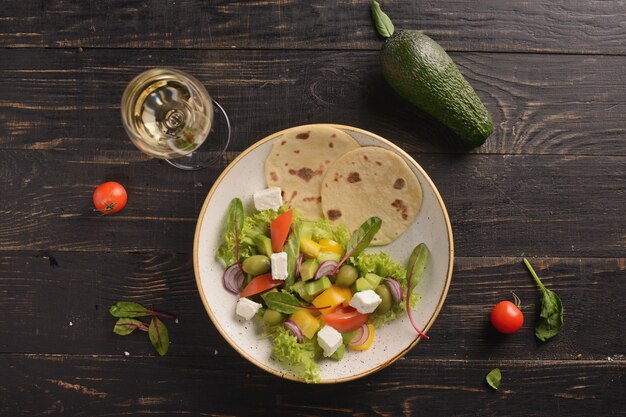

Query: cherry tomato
left=93, top=181, right=127, bottom=214
left=490, top=300, right=524, bottom=334
left=270, top=210, right=292, bottom=253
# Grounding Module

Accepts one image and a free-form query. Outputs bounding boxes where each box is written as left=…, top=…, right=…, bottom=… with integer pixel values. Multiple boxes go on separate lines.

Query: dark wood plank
left=1, top=253, right=623, bottom=360
left=0, top=150, right=623, bottom=256
left=2, top=354, right=624, bottom=416
left=2, top=49, right=626, bottom=156
left=1, top=1, right=625, bottom=54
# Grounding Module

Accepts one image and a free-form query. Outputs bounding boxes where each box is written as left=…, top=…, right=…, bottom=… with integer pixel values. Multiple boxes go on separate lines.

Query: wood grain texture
left=0, top=150, right=623, bottom=256
left=1, top=1, right=625, bottom=54
left=1, top=253, right=624, bottom=360
left=1, top=49, right=626, bottom=156
left=1, top=354, right=624, bottom=416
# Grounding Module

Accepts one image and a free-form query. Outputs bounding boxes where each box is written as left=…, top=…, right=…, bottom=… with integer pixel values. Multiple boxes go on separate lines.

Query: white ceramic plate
left=194, top=124, right=453, bottom=383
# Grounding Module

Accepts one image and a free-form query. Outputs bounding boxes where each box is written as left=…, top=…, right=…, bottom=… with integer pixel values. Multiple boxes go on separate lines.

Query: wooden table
left=1, top=1, right=624, bottom=415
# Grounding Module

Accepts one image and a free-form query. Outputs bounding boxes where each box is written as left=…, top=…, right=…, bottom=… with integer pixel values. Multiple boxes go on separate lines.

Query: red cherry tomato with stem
left=490, top=292, right=524, bottom=334
left=93, top=181, right=127, bottom=214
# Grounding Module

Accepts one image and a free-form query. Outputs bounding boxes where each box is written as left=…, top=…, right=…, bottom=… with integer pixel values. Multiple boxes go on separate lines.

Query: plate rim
left=193, top=123, right=454, bottom=383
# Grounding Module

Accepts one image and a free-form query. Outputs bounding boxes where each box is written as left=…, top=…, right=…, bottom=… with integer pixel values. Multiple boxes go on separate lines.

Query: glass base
left=166, top=99, right=231, bottom=170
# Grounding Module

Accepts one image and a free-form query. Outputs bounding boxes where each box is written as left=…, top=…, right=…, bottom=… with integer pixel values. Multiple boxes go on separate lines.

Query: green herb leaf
left=109, top=302, right=152, bottom=318
left=226, top=198, right=244, bottom=235
left=486, top=368, right=501, bottom=390
left=523, top=258, right=564, bottom=342
left=283, top=222, right=302, bottom=288
left=341, top=216, right=382, bottom=266
left=406, top=243, right=430, bottom=292
left=113, top=318, right=147, bottom=335
left=371, top=1, right=395, bottom=38
left=264, top=292, right=307, bottom=314
left=148, top=317, right=169, bottom=356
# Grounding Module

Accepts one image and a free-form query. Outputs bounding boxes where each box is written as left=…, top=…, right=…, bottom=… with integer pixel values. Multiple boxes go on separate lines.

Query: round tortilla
left=320, top=146, right=423, bottom=245
left=265, top=125, right=360, bottom=220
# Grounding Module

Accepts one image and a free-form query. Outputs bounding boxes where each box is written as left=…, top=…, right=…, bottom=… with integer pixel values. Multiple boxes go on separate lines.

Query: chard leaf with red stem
left=332, top=217, right=382, bottom=274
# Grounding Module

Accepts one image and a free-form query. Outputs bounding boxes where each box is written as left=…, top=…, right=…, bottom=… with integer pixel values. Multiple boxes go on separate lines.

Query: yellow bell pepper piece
left=299, top=237, right=321, bottom=259
left=289, top=309, right=320, bottom=339
left=318, top=238, right=345, bottom=256
left=312, top=285, right=353, bottom=315
left=348, top=324, right=375, bottom=351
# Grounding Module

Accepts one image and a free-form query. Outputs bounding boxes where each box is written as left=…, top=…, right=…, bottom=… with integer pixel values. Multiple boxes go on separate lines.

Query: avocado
left=292, top=281, right=315, bottom=302
left=329, top=344, right=346, bottom=360
left=342, top=330, right=357, bottom=345
left=317, top=252, right=342, bottom=264
left=372, top=2, right=493, bottom=147
left=300, top=259, right=320, bottom=281
left=355, top=277, right=374, bottom=292
left=253, top=234, right=273, bottom=258
left=364, top=272, right=383, bottom=288
left=305, top=276, right=331, bottom=296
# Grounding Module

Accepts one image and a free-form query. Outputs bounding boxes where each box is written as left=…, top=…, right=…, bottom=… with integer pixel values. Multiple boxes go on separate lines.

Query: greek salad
left=217, top=187, right=430, bottom=383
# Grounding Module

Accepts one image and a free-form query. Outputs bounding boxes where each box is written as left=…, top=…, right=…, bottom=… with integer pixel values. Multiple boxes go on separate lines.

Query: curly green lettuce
left=310, top=220, right=350, bottom=247
left=216, top=206, right=288, bottom=266
left=351, top=252, right=419, bottom=327
left=269, top=325, right=321, bottom=383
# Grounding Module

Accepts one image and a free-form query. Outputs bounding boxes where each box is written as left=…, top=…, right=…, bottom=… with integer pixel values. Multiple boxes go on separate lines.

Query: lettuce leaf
left=351, top=252, right=419, bottom=327
left=216, top=206, right=288, bottom=266
left=310, top=220, right=350, bottom=248
left=269, top=325, right=321, bottom=383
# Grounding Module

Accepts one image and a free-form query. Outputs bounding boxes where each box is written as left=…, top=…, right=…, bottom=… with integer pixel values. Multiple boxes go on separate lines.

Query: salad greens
left=109, top=302, right=175, bottom=356
left=217, top=206, right=286, bottom=266
left=218, top=198, right=430, bottom=383
left=523, top=258, right=564, bottom=341
left=486, top=368, right=501, bottom=390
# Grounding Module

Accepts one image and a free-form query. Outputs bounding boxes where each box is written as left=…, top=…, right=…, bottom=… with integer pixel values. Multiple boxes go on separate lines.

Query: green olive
left=242, top=255, right=271, bottom=276
left=335, top=265, right=358, bottom=287
left=263, top=309, right=285, bottom=326
left=375, top=284, right=392, bottom=314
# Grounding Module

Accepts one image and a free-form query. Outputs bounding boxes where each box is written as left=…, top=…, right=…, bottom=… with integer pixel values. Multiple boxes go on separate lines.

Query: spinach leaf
left=406, top=243, right=430, bottom=292
left=109, top=302, right=152, bottom=318
left=523, top=258, right=564, bottom=341
left=486, top=368, right=501, bottom=390
left=113, top=318, right=147, bottom=335
left=226, top=198, right=244, bottom=235
left=148, top=317, right=170, bottom=356
left=226, top=198, right=244, bottom=265
left=264, top=292, right=307, bottom=314
left=283, top=222, right=302, bottom=288
left=371, top=1, right=394, bottom=38
left=334, top=217, right=382, bottom=273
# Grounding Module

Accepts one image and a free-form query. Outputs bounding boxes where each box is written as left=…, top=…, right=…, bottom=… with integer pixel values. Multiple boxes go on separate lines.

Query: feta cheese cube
left=235, top=297, right=261, bottom=321
left=270, top=252, right=288, bottom=281
left=317, top=325, right=343, bottom=357
left=253, top=187, right=282, bottom=211
left=349, top=289, right=382, bottom=314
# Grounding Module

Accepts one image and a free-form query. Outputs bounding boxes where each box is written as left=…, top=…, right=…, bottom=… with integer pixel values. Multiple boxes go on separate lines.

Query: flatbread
left=320, top=146, right=422, bottom=245
left=265, top=125, right=360, bottom=220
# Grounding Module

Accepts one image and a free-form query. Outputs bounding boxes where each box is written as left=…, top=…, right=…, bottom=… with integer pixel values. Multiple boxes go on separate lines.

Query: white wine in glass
left=121, top=68, right=230, bottom=170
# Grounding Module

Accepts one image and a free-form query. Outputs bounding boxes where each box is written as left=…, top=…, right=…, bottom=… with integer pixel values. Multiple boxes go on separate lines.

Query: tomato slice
left=270, top=210, right=293, bottom=253
left=239, top=273, right=283, bottom=298
left=322, top=306, right=369, bottom=332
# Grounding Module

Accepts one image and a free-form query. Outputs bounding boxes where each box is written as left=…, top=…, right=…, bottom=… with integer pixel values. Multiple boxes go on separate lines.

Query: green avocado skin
left=381, top=30, right=493, bottom=147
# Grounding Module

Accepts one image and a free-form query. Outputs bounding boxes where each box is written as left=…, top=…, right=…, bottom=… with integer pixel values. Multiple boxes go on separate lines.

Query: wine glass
left=121, top=68, right=231, bottom=170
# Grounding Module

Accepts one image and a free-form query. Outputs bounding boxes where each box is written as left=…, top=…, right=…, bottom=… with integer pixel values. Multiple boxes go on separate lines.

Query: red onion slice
left=385, top=277, right=403, bottom=303
left=296, top=254, right=303, bottom=279
left=348, top=324, right=370, bottom=347
left=223, top=263, right=245, bottom=294
left=283, top=319, right=304, bottom=343
left=314, top=260, right=339, bottom=280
